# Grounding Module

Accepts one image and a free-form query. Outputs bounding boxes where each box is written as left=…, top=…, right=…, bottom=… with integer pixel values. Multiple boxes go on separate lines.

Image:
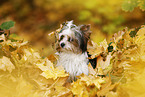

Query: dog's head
left=55, top=20, right=91, bottom=53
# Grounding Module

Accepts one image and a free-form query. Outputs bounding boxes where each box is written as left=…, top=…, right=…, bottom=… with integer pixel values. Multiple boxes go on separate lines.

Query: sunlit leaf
left=71, top=79, right=89, bottom=97
left=88, top=39, right=108, bottom=58
left=97, top=76, right=118, bottom=96
left=0, top=56, right=15, bottom=73
left=36, top=59, right=68, bottom=80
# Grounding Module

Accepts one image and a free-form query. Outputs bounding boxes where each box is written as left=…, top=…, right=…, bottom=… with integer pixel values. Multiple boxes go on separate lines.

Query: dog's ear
left=80, top=24, right=91, bottom=39
left=80, top=24, right=90, bottom=32
left=79, top=24, right=91, bottom=52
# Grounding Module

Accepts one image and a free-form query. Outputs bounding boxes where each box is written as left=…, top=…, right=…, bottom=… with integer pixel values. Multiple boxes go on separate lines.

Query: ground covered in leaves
left=0, top=24, right=145, bottom=97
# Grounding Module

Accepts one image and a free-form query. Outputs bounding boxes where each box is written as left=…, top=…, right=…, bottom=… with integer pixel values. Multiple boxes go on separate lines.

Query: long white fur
left=57, top=52, right=89, bottom=81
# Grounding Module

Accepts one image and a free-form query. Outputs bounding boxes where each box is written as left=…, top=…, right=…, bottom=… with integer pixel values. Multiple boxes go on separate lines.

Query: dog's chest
left=57, top=52, right=89, bottom=80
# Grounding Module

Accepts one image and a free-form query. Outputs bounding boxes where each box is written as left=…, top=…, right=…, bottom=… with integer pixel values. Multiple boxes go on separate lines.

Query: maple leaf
left=71, top=74, right=106, bottom=97
left=97, top=76, right=118, bottom=97
left=15, top=76, right=39, bottom=97
left=36, top=59, right=68, bottom=80
left=88, top=63, right=97, bottom=75
left=134, top=26, right=145, bottom=44
left=96, top=53, right=112, bottom=75
left=0, top=56, right=15, bottom=73
left=88, top=39, right=108, bottom=58
left=80, top=75, right=105, bottom=89
left=48, top=85, right=72, bottom=97
left=71, top=79, right=89, bottom=97
left=1, top=40, right=28, bottom=48
left=22, top=48, right=41, bottom=61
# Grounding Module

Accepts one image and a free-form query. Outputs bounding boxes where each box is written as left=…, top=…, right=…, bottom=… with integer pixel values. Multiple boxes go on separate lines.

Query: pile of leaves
left=0, top=21, right=145, bottom=97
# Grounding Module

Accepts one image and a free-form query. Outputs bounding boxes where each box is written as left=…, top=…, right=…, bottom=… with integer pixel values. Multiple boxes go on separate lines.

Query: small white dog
left=55, top=20, right=91, bottom=82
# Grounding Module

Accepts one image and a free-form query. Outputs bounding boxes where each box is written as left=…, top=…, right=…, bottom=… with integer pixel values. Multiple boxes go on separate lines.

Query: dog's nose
left=60, top=43, right=65, bottom=48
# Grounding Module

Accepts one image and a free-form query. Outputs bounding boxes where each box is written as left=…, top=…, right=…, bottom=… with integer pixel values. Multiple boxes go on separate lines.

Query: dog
left=55, top=20, right=91, bottom=82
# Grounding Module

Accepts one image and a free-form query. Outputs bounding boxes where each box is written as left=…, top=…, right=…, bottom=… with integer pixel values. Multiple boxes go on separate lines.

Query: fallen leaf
left=0, top=56, right=15, bottom=73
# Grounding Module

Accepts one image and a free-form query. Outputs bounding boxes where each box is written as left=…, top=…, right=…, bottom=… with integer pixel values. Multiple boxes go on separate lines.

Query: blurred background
left=0, top=0, right=145, bottom=56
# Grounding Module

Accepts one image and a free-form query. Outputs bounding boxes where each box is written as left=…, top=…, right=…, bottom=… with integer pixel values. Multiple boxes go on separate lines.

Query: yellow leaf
left=96, top=53, right=112, bottom=75
left=15, top=76, right=39, bottom=97
left=100, top=39, right=108, bottom=51
left=135, top=27, right=145, bottom=44
left=71, top=80, right=89, bottom=97
left=24, top=48, right=41, bottom=59
left=0, top=56, right=15, bottom=73
left=2, top=40, right=28, bottom=48
left=48, top=85, right=72, bottom=97
left=36, top=59, right=68, bottom=80
left=97, top=76, right=118, bottom=96
left=88, top=63, right=97, bottom=75
left=79, top=75, right=105, bottom=89
left=88, top=39, right=108, bottom=58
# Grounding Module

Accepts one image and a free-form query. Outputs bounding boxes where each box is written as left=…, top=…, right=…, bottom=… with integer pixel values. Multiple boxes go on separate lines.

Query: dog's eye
left=68, top=37, right=73, bottom=42
left=60, top=35, right=64, bottom=39
left=4, top=33, right=7, bottom=36
left=59, top=35, right=64, bottom=42
left=71, top=25, right=76, bottom=28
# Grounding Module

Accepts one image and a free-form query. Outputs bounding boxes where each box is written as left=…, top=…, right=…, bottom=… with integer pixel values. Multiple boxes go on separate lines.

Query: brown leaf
left=47, top=54, right=57, bottom=63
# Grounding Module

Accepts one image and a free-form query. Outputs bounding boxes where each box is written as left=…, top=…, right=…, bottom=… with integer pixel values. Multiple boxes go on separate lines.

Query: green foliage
left=103, top=24, right=116, bottom=34
left=138, top=0, right=145, bottom=10
left=122, top=0, right=145, bottom=12
left=0, top=21, right=15, bottom=30
left=83, top=0, right=98, bottom=9
left=77, top=0, right=126, bottom=35
left=79, top=10, right=92, bottom=21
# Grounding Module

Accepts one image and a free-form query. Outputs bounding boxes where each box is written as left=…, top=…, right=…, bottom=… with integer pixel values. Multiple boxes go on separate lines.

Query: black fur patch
left=80, top=33, right=87, bottom=52
left=74, top=31, right=87, bottom=52
left=79, top=25, right=91, bottom=53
